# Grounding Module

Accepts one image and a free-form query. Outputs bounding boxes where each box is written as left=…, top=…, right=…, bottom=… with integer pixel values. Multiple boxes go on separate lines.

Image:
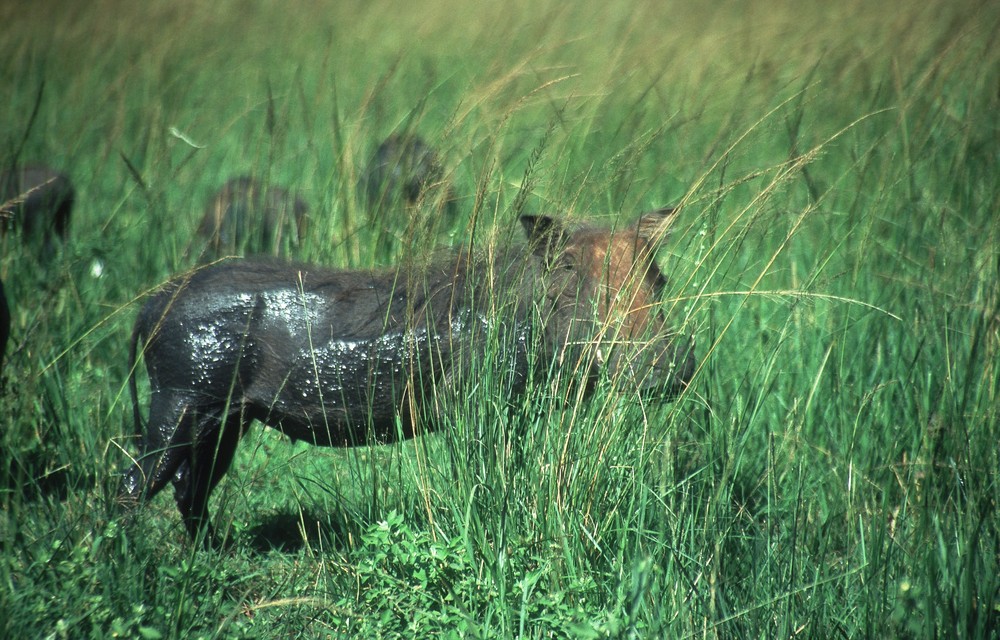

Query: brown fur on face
left=522, top=208, right=677, bottom=348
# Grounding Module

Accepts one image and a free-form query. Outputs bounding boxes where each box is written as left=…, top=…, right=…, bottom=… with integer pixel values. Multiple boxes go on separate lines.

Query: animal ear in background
left=635, top=206, right=679, bottom=245
left=520, top=215, right=567, bottom=264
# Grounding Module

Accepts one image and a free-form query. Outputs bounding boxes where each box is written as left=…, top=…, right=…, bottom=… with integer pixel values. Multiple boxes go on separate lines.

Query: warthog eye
left=556, top=253, right=577, bottom=271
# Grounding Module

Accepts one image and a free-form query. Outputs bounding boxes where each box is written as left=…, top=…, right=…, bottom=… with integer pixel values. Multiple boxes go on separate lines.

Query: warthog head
left=521, top=208, right=693, bottom=396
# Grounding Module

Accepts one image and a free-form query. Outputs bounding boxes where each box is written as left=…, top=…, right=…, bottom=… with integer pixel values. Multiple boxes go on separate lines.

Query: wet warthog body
left=0, top=165, right=74, bottom=258
left=121, top=210, right=694, bottom=540
left=195, top=176, right=309, bottom=260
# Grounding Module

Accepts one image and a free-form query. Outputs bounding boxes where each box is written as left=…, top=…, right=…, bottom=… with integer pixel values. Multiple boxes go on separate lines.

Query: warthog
left=121, top=208, right=695, bottom=541
left=361, top=134, right=457, bottom=254
left=0, top=165, right=74, bottom=259
left=194, top=176, right=309, bottom=261
left=362, top=134, right=450, bottom=205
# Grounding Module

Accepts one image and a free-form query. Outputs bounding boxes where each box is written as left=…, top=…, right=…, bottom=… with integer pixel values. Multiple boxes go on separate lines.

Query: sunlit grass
left=1, top=0, right=998, bottom=637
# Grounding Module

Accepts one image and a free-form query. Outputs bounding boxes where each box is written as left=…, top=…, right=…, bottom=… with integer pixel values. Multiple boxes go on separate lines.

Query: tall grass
left=1, top=0, right=998, bottom=637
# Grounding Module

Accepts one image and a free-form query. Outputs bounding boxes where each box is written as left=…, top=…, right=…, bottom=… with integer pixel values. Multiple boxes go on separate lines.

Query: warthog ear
left=635, top=207, right=679, bottom=245
left=520, top=215, right=567, bottom=263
